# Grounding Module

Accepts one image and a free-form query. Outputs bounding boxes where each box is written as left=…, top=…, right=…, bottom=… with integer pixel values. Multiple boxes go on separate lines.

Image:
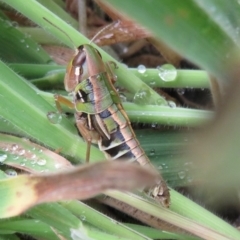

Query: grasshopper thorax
left=64, top=44, right=105, bottom=92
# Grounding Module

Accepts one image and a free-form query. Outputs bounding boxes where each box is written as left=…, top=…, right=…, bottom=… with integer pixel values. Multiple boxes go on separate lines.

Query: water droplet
left=177, top=88, right=185, bottom=95
left=156, top=98, right=165, bottom=106
left=133, top=87, right=151, bottom=105
left=178, top=171, right=186, bottom=179
left=119, top=93, right=127, bottom=102
left=39, top=149, right=43, bottom=153
left=5, top=169, right=17, bottom=177
left=31, top=154, right=36, bottom=159
left=11, top=144, right=19, bottom=151
left=3, top=147, right=9, bottom=152
left=151, top=123, right=157, bottom=128
left=12, top=155, right=19, bottom=160
left=149, top=149, right=155, bottom=156
left=47, top=112, right=62, bottom=124
left=80, top=215, right=86, bottom=221
left=18, top=149, right=26, bottom=156
left=187, top=176, right=193, bottom=183
left=157, top=64, right=177, bottom=82
left=157, top=165, right=163, bottom=170
left=11, top=21, right=19, bottom=27
left=137, top=65, right=146, bottom=74
left=0, top=153, right=7, bottom=162
left=168, top=101, right=176, bottom=108
left=20, top=162, right=25, bottom=166
left=20, top=39, right=25, bottom=43
left=37, top=159, right=46, bottom=166
left=149, top=80, right=156, bottom=87
left=31, top=159, right=37, bottom=165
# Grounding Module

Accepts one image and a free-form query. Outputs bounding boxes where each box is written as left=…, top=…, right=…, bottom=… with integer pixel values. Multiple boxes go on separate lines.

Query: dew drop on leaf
left=133, top=87, right=151, bottom=105
left=178, top=171, right=186, bottom=179
left=0, top=153, right=7, bottom=163
left=149, top=149, right=155, bottom=156
left=119, top=93, right=127, bottom=102
left=177, top=88, right=185, bottom=95
left=18, top=149, right=26, bottom=156
left=47, top=112, right=62, bottom=124
left=37, top=159, right=46, bottom=166
left=137, top=64, right=146, bottom=74
left=157, top=64, right=177, bottom=82
left=12, top=155, right=19, bottom=160
left=11, top=144, right=19, bottom=151
left=168, top=101, right=176, bottom=108
left=11, top=21, right=19, bottom=27
left=5, top=169, right=17, bottom=177
left=80, top=215, right=86, bottom=221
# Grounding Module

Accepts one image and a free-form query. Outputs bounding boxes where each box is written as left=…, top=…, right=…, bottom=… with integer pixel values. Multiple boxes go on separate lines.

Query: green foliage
left=0, top=0, right=239, bottom=240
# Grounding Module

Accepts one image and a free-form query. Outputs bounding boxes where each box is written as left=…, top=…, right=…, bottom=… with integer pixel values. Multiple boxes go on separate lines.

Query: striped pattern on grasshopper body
left=64, top=44, right=170, bottom=207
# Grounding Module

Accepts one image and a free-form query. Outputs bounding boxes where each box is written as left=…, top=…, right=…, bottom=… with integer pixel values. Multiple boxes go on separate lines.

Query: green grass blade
left=106, top=190, right=240, bottom=240
left=28, top=203, right=135, bottom=240
left=0, top=16, right=51, bottom=63
left=39, top=91, right=213, bottom=127
left=0, top=59, right=104, bottom=162
left=194, top=0, right=240, bottom=44
left=101, top=0, right=240, bottom=83
left=36, top=0, right=78, bottom=29
left=9, top=64, right=211, bottom=89
left=126, top=224, right=201, bottom=240
left=0, top=219, right=59, bottom=240
left=3, top=0, right=168, bottom=106
left=61, top=201, right=151, bottom=240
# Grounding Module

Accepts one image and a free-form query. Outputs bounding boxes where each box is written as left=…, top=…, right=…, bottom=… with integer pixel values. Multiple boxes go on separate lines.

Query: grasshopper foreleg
left=53, top=94, right=75, bottom=113
left=49, top=94, right=99, bottom=163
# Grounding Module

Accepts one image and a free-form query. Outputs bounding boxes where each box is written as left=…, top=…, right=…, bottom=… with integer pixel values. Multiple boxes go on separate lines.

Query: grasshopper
left=52, top=42, right=170, bottom=207
left=43, top=15, right=170, bottom=206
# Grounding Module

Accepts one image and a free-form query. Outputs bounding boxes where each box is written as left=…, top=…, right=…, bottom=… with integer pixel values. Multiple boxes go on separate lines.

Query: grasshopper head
left=64, top=44, right=105, bottom=92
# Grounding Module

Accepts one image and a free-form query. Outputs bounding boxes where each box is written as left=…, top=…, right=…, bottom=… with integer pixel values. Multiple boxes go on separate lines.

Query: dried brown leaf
left=1, top=161, right=159, bottom=218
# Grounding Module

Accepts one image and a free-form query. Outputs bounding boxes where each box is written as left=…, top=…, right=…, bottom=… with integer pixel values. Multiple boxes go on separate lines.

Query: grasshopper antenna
left=89, top=20, right=119, bottom=44
left=43, top=17, right=77, bottom=51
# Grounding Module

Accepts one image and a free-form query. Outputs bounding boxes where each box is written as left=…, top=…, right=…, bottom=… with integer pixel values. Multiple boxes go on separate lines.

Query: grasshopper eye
left=72, top=48, right=86, bottom=68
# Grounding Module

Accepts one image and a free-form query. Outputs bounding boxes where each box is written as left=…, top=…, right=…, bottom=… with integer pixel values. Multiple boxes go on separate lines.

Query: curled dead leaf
left=1, top=161, right=159, bottom=218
